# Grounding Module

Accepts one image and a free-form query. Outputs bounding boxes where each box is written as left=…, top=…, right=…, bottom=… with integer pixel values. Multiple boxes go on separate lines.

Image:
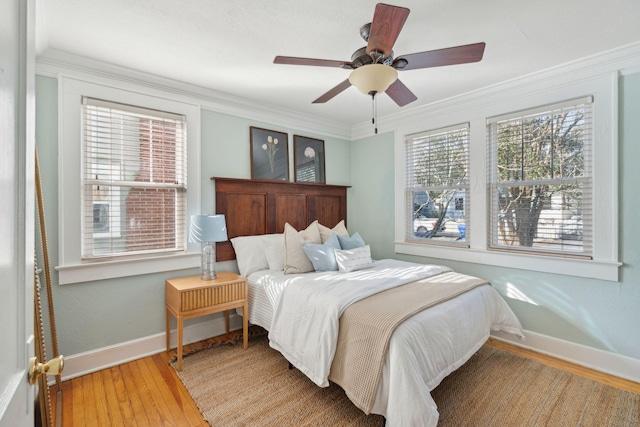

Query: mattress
left=237, top=263, right=523, bottom=426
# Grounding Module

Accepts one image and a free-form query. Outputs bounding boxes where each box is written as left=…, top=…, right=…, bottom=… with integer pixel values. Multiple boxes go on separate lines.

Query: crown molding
left=350, top=41, right=640, bottom=140
left=36, top=42, right=640, bottom=143
left=36, top=49, right=352, bottom=140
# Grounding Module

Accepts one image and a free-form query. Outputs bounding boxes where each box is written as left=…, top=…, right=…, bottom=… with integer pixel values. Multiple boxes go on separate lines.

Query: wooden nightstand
left=166, top=271, right=248, bottom=371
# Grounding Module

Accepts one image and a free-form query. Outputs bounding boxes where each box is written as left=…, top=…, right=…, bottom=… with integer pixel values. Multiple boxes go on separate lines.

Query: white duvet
left=263, top=259, right=524, bottom=426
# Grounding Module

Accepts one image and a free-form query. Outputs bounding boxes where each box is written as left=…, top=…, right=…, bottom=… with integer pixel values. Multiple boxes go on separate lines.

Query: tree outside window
left=406, top=124, right=469, bottom=243
left=488, top=97, right=592, bottom=256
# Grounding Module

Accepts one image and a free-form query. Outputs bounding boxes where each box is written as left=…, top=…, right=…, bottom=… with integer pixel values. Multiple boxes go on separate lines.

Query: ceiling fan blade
left=274, top=56, right=353, bottom=69
left=385, top=79, right=417, bottom=107
left=395, top=42, right=486, bottom=71
left=312, top=79, right=352, bottom=103
left=367, top=3, right=410, bottom=57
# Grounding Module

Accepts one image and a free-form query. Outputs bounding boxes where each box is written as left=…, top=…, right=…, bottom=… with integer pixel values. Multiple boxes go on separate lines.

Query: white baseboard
left=59, top=317, right=640, bottom=386
left=491, top=329, right=640, bottom=384
left=58, top=313, right=244, bottom=382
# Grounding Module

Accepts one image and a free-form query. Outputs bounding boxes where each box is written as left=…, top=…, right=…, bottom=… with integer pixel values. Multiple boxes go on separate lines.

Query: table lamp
left=189, top=214, right=228, bottom=280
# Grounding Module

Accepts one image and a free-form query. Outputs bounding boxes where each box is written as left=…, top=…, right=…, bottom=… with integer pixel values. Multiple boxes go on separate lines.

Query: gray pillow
left=302, top=233, right=341, bottom=271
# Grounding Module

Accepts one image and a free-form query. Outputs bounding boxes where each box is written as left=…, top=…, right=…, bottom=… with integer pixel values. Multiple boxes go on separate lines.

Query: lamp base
left=200, top=242, right=216, bottom=280
left=201, top=271, right=217, bottom=281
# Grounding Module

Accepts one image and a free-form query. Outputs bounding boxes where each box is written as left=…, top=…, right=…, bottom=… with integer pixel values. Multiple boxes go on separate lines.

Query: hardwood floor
left=50, top=331, right=639, bottom=426
left=50, top=334, right=217, bottom=427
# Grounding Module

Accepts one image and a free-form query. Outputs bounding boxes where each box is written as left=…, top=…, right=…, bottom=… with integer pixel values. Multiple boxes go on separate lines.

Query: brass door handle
left=28, top=355, right=64, bottom=385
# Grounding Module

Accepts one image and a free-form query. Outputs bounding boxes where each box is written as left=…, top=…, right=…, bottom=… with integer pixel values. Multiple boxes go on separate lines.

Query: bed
left=213, top=177, right=524, bottom=427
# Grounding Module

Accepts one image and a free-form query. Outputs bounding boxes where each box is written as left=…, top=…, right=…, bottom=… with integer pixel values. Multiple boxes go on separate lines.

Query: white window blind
left=405, top=124, right=470, bottom=244
left=487, top=97, right=593, bottom=257
left=82, top=97, right=187, bottom=259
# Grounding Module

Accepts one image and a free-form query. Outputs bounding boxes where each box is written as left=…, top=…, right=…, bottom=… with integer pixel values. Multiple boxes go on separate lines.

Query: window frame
left=486, top=97, right=593, bottom=257
left=404, top=123, right=471, bottom=246
left=394, top=72, right=620, bottom=281
left=58, top=77, right=202, bottom=284
left=81, top=97, right=188, bottom=260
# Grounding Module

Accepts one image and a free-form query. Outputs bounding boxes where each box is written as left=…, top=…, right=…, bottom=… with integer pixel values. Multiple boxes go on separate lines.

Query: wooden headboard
left=212, top=177, right=350, bottom=261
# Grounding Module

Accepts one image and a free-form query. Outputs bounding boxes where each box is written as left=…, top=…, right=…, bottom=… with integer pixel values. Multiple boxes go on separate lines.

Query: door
left=0, top=0, right=36, bottom=425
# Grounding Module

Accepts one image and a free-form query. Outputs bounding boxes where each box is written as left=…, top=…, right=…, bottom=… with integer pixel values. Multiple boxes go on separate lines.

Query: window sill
left=56, top=253, right=201, bottom=285
left=394, top=241, right=621, bottom=282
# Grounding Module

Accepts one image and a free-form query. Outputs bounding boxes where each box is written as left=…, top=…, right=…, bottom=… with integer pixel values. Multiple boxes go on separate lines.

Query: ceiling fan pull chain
left=371, top=93, right=375, bottom=125
left=372, top=92, right=378, bottom=134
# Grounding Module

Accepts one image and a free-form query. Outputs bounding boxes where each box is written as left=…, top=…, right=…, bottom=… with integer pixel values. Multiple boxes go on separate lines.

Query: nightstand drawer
left=180, top=280, right=247, bottom=312
left=166, top=271, right=248, bottom=371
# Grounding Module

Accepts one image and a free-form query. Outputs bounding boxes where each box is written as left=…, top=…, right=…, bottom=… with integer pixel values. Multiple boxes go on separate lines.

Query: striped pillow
left=335, top=245, right=373, bottom=273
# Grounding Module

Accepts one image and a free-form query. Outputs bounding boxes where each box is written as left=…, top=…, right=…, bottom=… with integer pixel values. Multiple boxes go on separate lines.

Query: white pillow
left=262, top=234, right=284, bottom=271
left=335, top=245, right=373, bottom=273
left=283, top=221, right=321, bottom=274
left=318, top=220, right=349, bottom=243
left=230, top=235, right=269, bottom=277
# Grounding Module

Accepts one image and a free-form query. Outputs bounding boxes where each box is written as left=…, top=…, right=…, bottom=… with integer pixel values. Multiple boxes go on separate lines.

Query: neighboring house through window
left=58, top=78, right=201, bottom=284
left=487, top=97, right=593, bottom=258
left=394, top=72, right=618, bottom=281
left=405, top=124, right=470, bottom=244
left=82, top=97, right=187, bottom=259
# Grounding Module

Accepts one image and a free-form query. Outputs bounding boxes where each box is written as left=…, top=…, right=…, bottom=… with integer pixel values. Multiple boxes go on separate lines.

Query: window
left=405, top=124, right=469, bottom=244
left=487, top=97, right=593, bottom=258
left=394, top=71, right=619, bottom=281
left=58, top=77, right=201, bottom=284
left=82, top=97, right=187, bottom=259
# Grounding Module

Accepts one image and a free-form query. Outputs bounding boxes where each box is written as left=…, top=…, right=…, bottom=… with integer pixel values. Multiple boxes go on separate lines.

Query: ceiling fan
left=274, top=3, right=486, bottom=108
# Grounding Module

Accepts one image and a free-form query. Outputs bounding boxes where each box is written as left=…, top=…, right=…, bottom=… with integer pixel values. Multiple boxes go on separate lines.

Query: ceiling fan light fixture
left=348, top=64, right=398, bottom=96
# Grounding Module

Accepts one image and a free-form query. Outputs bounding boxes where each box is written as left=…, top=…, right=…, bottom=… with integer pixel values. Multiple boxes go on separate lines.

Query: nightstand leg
left=225, top=310, right=230, bottom=333
left=166, top=308, right=170, bottom=351
left=243, top=302, right=248, bottom=349
left=177, top=316, right=184, bottom=371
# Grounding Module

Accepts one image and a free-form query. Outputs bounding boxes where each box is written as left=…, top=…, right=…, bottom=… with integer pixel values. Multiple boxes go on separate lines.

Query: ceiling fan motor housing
left=359, top=22, right=371, bottom=42
left=351, top=46, right=394, bottom=68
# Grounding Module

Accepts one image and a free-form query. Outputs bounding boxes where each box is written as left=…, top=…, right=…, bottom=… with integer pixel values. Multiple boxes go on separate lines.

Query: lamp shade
left=189, top=214, right=228, bottom=243
left=348, top=64, right=398, bottom=95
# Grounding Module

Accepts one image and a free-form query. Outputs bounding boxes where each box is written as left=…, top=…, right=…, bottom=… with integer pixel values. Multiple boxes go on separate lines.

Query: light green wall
left=36, top=71, right=639, bottom=361
left=348, top=72, right=640, bottom=360
left=35, top=75, right=350, bottom=355
left=346, top=131, right=396, bottom=257
left=199, top=109, right=351, bottom=214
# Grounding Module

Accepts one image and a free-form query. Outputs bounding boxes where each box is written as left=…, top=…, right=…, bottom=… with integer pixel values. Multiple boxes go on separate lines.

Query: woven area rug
left=172, top=330, right=639, bottom=426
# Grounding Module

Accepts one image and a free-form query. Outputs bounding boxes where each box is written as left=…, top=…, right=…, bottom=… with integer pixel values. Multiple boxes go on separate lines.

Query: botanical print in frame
left=250, top=126, right=289, bottom=181
left=293, top=135, right=325, bottom=183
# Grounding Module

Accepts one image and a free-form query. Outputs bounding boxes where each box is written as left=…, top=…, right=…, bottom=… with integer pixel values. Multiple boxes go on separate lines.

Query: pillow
left=302, top=233, right=341, bottom=271
left=318, top=220, right=349, bottom=243
left=283, top=221, right=321, bottom=274
left=262, top=234, right=284, bottom=271
left=230, top=235, right=269, bottom=277
left=335, top=245, right=373, bottom=273
left=337, top=232, right=366, bottom=250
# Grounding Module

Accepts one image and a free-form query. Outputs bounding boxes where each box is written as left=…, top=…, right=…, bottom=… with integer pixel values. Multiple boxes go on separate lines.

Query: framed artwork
left=250, top=126, right=289, bottom=181
left=294, top=135, right=325, bottom=183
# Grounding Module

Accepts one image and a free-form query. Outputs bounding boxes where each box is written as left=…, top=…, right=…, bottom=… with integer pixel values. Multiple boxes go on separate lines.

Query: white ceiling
left=37, top=0, right=640, bottom=127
